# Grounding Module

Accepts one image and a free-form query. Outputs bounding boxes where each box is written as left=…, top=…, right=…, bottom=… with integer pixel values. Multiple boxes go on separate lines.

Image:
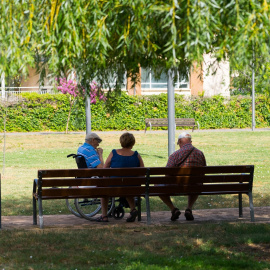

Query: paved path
left=1, top=128, right=270, bottom=136
left=1, top=207, right=269, bottom=230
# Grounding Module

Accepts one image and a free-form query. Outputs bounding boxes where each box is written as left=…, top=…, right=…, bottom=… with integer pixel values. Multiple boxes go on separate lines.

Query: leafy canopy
left=0, top=0, right=269, bottom=93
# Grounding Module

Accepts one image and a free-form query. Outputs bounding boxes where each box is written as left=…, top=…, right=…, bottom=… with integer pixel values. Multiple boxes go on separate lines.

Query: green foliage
left=31, top=0, right=270, bottom=94
left=0, top=92, right=270, bottom=132
left=0, top=1, right=35, bottom=77
left=231, top=63, right=270, bottom=95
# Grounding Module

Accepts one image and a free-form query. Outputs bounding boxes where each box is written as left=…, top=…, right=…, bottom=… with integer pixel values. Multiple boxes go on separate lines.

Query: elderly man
left=160, top=132, right=206, bottom=221
left=77, top=133, right=104, bottom=168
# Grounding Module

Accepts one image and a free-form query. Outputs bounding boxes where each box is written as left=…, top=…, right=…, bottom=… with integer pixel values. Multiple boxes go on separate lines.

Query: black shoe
left=184, top=209, right=194, bottom=221
left=126, top=209, right=138, bottom=222
left=96, top=215, right=109, bottom=222
left=171, top=208, right=181, bottom=221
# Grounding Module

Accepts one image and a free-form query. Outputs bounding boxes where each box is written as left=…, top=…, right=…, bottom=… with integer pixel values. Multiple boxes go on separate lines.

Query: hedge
left=0, top=92, right=269, bottom=132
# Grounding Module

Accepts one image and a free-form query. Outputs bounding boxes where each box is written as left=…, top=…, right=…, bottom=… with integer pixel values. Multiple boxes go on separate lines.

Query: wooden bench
left=33, top=165, right=255, bottom=228
left=145, top=118, right=199, bottom=133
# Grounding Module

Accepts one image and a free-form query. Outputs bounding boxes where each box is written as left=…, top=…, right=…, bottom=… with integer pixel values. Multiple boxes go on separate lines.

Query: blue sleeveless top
left=110, top=149, right=140, bottom=168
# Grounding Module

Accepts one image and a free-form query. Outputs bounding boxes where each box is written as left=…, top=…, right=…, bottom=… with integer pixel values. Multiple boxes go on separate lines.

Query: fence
left=1, top=87, right=55, bottom=101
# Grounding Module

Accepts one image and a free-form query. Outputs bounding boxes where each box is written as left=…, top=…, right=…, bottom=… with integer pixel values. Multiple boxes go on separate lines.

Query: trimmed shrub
left=0, top=92, right=269, bottom=132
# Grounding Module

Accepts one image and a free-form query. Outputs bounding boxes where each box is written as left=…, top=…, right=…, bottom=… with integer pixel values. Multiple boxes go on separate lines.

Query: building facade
left=1, top=55, right=230, bottom=98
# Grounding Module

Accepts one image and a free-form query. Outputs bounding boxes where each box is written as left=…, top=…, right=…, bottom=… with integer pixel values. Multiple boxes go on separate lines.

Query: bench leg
left=145, top=193, right=151, bottom=225
left=33, top=197, right=37, bottom=225
left=38, top=198, right=44, bottom=229
left=32, top=179, right=38, bottom=225
left=238, top=193, right=243, bottom=217
left=137, top=197, right=141, bottom=222
left=248, top=192, right=255, bottom=222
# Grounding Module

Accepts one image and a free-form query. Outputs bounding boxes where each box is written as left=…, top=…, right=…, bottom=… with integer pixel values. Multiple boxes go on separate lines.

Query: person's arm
left=104, top=151, right=113, bottom=168
left=166, top=154, right=175, bottom=167
left=96, top=148, right=104, bottom=168
left=138, top=154, right=145, bottom=167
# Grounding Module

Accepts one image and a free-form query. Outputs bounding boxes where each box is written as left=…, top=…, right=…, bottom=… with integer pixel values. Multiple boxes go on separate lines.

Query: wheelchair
left=66, top=153, right=133, bottom=220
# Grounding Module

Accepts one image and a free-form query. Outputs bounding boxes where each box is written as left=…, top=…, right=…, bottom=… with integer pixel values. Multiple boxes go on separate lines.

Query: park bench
left=32, top=165, right=254, bottom=229
left=145, top=118, right=200, bottom=133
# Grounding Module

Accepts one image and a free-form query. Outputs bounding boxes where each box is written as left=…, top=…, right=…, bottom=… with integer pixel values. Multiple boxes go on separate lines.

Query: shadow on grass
left=140, top=153, right=166, bottom=160
left=0, top=223, right=269, bottom=269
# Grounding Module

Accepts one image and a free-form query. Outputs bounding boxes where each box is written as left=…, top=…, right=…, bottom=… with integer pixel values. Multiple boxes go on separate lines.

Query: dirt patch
left=1, top=206, right=269, bottom=230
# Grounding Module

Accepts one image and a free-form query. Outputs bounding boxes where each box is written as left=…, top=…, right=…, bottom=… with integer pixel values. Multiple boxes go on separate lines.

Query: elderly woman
left=96, top=132, right=144, bottom=222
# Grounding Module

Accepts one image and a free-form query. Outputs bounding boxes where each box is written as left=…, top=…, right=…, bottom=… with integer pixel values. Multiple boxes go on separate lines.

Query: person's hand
left=96, top=147, right=103, bottom=156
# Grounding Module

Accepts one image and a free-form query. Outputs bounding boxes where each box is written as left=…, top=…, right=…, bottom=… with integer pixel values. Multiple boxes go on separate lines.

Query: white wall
left=203, top=54, right=230, bottom=97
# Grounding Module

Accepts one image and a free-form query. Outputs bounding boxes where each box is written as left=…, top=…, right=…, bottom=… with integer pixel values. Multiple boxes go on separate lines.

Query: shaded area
left=0, top=218, right=269, bottom=270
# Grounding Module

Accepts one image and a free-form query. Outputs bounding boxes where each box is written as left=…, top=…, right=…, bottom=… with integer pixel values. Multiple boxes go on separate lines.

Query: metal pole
left=0, top=173, right=1, bottom=229
left=85, top=96, right=91, bottom=134
left=1, top=72, right=5, bottom=100
left=167, top=69, right=175, bottom=156
left=252, top=67, right=255, bottom=131
left=2, top=106, right=6, bottom=175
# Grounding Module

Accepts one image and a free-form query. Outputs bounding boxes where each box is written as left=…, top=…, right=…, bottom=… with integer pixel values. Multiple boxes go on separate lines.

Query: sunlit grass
left=0, top=130, right=270, bottom=216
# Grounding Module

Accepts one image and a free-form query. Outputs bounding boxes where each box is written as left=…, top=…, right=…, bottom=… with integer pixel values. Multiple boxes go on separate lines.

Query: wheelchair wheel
left=75, top=197, right=115, bottom=220
left=66, top=199, right=82, bottom=218
left=111, top=206, right=125, bottom=220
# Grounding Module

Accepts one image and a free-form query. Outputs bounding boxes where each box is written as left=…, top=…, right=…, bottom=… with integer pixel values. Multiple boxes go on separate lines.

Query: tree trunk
left=65, top=96, right=75, bottom=134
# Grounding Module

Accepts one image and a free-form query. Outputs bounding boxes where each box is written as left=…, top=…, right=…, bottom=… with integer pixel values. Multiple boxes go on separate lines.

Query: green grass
left=1, top=130, right=269, bottom=216
left=0, top=131, right=270, bottom=269
left=0, top=223, right=269, bottom=269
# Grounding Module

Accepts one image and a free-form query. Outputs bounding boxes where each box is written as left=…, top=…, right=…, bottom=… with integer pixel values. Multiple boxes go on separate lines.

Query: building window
left=141, top=67, right=189, bottom=89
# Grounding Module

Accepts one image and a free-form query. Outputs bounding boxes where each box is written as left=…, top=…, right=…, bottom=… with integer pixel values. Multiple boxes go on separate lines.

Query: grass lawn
left=0, top=223, right=270, bottom=269
left=1, top=130, right=269, bottom=216
left=0, top=130, right=269, bottom=269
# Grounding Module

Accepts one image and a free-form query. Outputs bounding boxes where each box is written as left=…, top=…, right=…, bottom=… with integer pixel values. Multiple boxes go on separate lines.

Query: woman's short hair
left=120, top=132, right=135, bottom=148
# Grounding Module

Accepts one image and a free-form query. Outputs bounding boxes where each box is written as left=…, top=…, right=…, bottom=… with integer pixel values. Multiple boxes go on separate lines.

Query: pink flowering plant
left=88, top=81, right=106, bottom=104
left=57, top=78, right=80, bottom=97
left=56, top=77, right=106, bottom=133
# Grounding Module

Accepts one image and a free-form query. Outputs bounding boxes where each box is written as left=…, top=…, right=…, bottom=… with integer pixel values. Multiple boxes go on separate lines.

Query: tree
left=56, top=77, right=106, bottom=133
left=225, top=1, right=270, bottom=95
left=0, top=1, right=35, bottom=79
left=1, top=1, right=269, bottom=140
left=31, top=1, right=269, bottom=87
left=231, top=62, right=270, bottom=95
left=2, top=1, right=269, bottom=91
left=28, top=0, right=268, bottom=153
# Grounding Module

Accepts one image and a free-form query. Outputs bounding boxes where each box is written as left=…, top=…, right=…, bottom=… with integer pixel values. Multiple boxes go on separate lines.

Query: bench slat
left=148, top=183, right=250, bottom=195
left=149, top=166, right=254, bottom=175
left=144, top=118, right=199, bottom=132
left=145, top=118, right=196, bottom=125
left=39, top=168, right=148, bottom=178
left=40, top=173, right=251, bottom=188
left=41, top=186, right=146, bottom=198
left=40, top=183, right=250, bottom=199
left=149, top=174, right=250, bottom=184
left=41, top=177, right=146, bottom=187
